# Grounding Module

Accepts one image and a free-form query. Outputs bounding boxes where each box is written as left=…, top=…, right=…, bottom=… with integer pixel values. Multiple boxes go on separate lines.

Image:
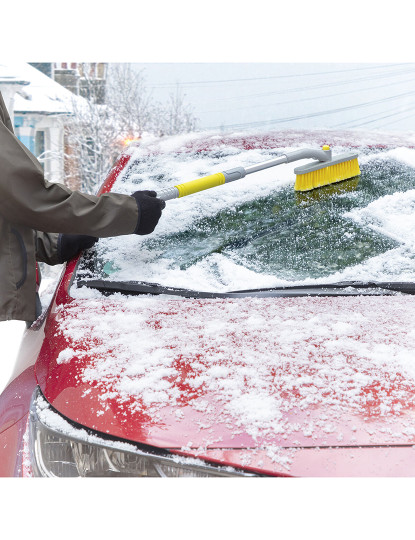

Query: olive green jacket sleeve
left=35, top=231, right=61, bottom=265
left=0, top=95, right=138, bottom=238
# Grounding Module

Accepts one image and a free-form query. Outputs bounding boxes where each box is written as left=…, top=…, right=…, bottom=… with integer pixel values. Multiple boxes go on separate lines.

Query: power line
left=205, top=66, right=415, bottom=104
left=205, top=89, right=415, bottom=131
left=199, top=74, right=415, bottom=116
left=332, top=102, right=411, bottom=128
left=332, top=98, right=415, bottom=128
left=376, top=110, right=415, bottom=129
left=146, top=63, right=412, bottom=88
left=345, top=103, right=415, bottom=129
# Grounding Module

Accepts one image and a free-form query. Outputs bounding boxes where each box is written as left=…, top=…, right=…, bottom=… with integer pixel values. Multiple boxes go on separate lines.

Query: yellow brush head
left=294, top=157, right=361, bottom=192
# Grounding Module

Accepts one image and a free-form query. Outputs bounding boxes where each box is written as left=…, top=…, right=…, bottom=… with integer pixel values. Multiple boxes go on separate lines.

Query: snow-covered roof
left=0, top=63, right=29, bottom=86
left=0, top=62, right=85, bottom=115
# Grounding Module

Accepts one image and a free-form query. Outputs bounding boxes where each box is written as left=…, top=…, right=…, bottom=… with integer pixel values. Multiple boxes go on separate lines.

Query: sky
left=131, top=62, right=415, bottom=133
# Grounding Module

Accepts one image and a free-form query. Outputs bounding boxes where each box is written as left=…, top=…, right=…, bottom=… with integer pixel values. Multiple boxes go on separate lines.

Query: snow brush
left=156, top=145, right=360, bottom=200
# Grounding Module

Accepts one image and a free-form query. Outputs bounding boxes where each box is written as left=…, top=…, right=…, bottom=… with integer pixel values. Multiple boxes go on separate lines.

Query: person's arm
left=36, top=231, right=99, bottom=265
left=0, top=120, right=138, bottom=238
left=35, top=231, right=60, bottom=265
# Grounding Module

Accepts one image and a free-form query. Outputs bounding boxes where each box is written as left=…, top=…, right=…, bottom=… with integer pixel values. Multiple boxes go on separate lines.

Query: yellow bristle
left=294, top=158, right=360, bottom=192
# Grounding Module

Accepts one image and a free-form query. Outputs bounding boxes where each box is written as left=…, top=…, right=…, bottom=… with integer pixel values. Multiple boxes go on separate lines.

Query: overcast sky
left=131, top=63, right=415, bottom=133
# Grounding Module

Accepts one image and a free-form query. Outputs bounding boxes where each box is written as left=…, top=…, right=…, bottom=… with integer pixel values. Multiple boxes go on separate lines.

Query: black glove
left=131, top=190, right=166, bottom=235
left=57, top=234, right=98, bottom=263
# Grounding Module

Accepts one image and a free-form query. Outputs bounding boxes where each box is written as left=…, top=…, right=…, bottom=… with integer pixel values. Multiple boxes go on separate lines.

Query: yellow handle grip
left=174, top=172, right=226, bottom=198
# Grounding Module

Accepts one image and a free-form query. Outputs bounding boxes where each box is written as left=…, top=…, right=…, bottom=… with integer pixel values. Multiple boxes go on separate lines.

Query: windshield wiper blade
left=77, top=279, right=415, bottom=298
left=346, top=281, right=415, bottom=294
left=229, top=281, right=415, bottom=295
left=77, top=279, right=230, bottom=298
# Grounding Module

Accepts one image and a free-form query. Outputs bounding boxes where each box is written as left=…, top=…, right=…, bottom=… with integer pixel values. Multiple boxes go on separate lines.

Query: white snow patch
left=345, top=190, right=415, bottom=247
left=56, top=348, right=76, bottom=365
left=55, top=295, right=415, bottom=448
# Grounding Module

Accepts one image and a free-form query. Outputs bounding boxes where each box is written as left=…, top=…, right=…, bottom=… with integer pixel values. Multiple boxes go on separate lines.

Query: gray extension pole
left=156, top=147, right=333, bottom=201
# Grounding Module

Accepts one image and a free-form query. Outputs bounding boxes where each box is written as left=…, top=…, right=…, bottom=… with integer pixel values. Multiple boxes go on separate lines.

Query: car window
left=76, top=135, right=415, bottom=292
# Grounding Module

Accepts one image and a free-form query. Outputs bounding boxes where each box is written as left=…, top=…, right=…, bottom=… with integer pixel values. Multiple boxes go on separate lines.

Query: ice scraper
left=156, top=145, right=360, bottom=200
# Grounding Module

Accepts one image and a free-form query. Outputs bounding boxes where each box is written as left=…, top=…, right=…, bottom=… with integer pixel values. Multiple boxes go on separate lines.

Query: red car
left=2, top=129, right=415, bottom=477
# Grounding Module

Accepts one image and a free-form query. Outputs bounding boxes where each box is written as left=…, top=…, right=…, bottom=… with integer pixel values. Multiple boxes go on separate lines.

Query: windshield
left=75, top=132, right=415, bottom=294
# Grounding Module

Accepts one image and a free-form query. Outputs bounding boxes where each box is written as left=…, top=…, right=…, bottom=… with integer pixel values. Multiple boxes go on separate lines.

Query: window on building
left=97, top=63, right=106, bottom=79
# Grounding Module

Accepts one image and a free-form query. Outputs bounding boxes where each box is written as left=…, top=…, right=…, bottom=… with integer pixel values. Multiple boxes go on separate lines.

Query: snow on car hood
left=37, top=292, right=415, bottom=472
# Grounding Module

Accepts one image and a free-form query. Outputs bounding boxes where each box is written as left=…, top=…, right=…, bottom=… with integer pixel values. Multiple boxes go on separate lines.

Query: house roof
left=0, top=62, right=85, bottom=115
left=0, top=63, right=30, bottom=86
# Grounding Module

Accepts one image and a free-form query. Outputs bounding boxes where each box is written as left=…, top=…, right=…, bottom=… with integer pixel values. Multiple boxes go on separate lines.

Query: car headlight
left=29, top=388, right=251, bottom=477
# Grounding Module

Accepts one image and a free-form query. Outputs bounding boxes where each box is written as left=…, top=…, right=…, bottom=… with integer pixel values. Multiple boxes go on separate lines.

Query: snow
left=0, top=62, right=85, bottom=114
left=89, top=136, right=305, bottom=291
left=56, top=294, right=415, bottom=450
left=345, top=189, right=415, bottom=245
left=85, top=130, right=415, bottom=292
left=56, top=348, right=77, bottom=365
left=381, top=147, right=415, bottom=169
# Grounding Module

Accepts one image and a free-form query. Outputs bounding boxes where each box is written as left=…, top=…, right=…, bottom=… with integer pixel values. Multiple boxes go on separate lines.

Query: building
left=29, top=63, right=108, bottom=104
left=0, top=62, right=84, bottom=185
left=0, top=69, right=29, bottom=126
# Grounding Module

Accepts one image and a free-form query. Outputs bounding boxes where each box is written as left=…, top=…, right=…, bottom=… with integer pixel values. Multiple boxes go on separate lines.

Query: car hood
left=36, top=292, right=415, bottom=460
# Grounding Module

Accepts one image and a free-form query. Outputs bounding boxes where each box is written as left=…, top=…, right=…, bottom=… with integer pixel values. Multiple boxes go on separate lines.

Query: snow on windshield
left=76, top=130, right=415, bottom=291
